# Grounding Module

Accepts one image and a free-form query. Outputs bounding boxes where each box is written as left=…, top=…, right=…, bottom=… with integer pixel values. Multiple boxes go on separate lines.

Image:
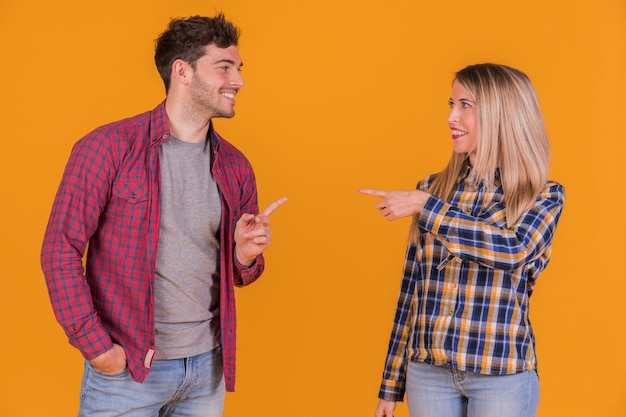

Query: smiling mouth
left=451, top=129, right=467, bottom=139
left=221, top=91, right=236, bottom=100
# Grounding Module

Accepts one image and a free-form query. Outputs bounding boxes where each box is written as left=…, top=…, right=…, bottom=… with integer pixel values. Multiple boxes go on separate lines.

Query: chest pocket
left=112, top=181, right=149, bottom=204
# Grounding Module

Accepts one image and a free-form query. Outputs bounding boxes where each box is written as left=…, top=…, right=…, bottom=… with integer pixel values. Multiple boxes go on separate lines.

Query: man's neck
left=165, top=97, right=212, bottom=144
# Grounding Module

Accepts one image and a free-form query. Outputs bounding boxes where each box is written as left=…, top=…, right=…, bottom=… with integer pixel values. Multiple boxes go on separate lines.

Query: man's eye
left=448, top=100, right=454, bottom=108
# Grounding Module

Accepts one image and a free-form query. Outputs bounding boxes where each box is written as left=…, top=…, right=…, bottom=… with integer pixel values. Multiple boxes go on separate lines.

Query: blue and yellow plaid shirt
left=379, top=166, right=565, bottom=401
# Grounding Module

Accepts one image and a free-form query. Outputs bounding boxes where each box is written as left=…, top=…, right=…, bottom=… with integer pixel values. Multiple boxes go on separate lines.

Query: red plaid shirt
left=41, top=101, right=264, bottom=391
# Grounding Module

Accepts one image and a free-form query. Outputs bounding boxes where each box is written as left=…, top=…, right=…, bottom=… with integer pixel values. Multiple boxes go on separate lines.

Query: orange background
left=1, top=0, right=625, bottom=416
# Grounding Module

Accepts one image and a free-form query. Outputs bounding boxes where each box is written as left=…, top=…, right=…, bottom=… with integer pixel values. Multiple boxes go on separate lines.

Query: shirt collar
left=150, top=100, right=170, bottom=147
left=149, top=100, right=221, bottom=152
left=459, top=162, right=502, bottom=189
left=459, top=158, right=473, bottom=181
left=208, top=121, right=220, bottom=152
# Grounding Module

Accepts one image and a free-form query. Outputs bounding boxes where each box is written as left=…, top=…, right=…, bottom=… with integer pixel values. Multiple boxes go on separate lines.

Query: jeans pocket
left=88, top=361, right=130, bottom=380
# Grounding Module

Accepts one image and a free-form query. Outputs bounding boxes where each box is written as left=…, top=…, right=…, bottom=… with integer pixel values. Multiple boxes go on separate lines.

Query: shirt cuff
left=418, top=195, right=453, bottom=237
left=69, top=323, right=114, bottom=361
left=235, top=254, right=257, bottom=270
left=378, top=378, right=406, bottom=402
left=234, top=254, right=264, bottom=286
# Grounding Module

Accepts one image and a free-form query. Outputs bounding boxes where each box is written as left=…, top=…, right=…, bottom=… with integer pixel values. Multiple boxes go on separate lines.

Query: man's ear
left=170, top=59, right=191, bottom=87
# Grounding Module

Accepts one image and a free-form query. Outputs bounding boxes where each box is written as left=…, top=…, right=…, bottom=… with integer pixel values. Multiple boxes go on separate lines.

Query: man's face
left=188, top=44, right=244, bottom=119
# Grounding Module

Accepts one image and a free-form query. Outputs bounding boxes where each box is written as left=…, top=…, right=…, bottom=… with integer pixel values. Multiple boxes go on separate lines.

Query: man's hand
left=359, top=188, right=430, bottom=221
left=234, top=196, right=288, bottom=266
left=374, top=399, right=396, bottom=417
left=89, top=343, right=127, bottom=376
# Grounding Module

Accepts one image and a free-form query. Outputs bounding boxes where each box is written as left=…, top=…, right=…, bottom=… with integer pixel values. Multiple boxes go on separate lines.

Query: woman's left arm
left=419, top=181, right=565, bottom=271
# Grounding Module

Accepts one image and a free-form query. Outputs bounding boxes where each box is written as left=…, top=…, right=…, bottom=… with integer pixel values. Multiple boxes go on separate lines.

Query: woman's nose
left=447, top=109, right=458, bottom=124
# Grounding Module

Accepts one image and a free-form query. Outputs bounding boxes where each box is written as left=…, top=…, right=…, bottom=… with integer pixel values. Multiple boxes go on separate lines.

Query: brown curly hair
left=154, top=13, right=240, bottom=93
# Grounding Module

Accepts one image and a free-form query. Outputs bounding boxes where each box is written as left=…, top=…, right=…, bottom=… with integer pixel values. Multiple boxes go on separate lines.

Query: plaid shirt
left=41, top=101, right=263, bottom=392
left=379, top=166, right=565, bottom=401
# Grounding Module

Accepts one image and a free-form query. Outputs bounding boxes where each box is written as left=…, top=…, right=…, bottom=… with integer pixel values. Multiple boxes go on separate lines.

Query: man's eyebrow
left=213, top=58, right=244, bottom=68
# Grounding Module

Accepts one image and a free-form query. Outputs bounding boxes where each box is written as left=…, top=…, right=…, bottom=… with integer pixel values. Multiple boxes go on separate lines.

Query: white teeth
left=222, top=92, right=235, bottom=99
left=452, top=129, right=466, bottom=136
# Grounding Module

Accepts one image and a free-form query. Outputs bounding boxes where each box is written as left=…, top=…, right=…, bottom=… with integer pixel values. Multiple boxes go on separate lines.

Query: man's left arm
left=230, top=156, right=286, bottom=286
left=234, top=194, right=287, bottom=286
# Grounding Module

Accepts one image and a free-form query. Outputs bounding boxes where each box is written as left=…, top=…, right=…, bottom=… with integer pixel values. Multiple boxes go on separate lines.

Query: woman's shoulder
left=544, top=180, right=565, bottom=193
left=540, top=180, right=566, bottom=203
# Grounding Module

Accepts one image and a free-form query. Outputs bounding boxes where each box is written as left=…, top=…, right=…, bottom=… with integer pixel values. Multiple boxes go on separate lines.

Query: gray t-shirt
left=154, top=136, right=221, bottom=360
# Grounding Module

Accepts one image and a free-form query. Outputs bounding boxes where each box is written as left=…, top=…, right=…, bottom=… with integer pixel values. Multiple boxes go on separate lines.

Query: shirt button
left=449, top=310, right=454, bottom=316
left=454, top=257, right=462, bottom=263
left=465, top=207, right=471, bottom=213
left=163, top=134, right=168, bottom=140
left=130, top=193, right=136, bottom=199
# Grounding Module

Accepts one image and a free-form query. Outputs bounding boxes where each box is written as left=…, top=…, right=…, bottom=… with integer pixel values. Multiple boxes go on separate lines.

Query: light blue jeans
left=78, top=347, right=225, bottom=417
left=405, top=361, right=539, bottom=417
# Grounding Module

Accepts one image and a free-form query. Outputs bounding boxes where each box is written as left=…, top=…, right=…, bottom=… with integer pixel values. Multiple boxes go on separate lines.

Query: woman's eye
left=462, top=102, right=472, bottom=108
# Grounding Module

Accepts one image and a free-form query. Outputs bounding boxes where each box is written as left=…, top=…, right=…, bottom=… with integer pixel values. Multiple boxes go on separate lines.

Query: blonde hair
left=408, top=63, right=550, bottom=244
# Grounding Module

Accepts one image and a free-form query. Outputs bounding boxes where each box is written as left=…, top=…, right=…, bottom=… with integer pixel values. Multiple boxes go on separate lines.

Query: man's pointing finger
left=261, top=196, right=288, bottom=216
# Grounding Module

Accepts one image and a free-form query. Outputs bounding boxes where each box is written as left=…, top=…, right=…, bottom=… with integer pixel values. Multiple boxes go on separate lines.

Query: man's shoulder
left=93, top=108, right=154, bottom=136
left=80, top=104, right=165, bottom=148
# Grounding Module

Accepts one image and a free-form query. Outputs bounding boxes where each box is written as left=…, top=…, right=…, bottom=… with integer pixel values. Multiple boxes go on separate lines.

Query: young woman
left=360, top=63, right=565, bottom=417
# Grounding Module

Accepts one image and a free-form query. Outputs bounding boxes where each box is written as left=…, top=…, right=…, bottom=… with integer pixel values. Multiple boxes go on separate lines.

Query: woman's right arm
left=377, top=245, right=419, bottom=405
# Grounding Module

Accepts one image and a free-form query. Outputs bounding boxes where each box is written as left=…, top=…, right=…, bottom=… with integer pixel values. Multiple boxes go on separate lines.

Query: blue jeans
left=78, top=347, right=225, bottom=417
left=405, top=361, right=539, bottom=417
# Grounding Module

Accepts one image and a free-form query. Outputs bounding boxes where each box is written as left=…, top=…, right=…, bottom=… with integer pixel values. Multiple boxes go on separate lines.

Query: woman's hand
left=374, top=399, right=397, bottom=417
left=359, top=188, right=430, bottom=220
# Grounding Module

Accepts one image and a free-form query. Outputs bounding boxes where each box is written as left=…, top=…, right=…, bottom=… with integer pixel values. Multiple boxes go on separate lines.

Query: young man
left=41, top=13, right=286, bottom=416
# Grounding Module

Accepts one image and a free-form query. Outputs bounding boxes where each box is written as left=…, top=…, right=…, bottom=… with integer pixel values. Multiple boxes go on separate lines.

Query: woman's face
left=447, top=80, right=478, bottom=164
